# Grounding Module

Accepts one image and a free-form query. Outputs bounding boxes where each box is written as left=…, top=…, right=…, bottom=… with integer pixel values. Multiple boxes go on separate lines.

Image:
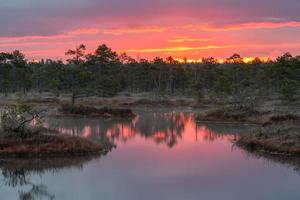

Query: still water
left=0, top=108, right=299, bottom=200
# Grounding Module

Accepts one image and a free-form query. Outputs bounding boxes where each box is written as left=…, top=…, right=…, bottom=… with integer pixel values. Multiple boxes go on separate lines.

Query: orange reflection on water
left=106, top=124, right=137, bottom=142
left=82, top=126, right=92, bottom=138
left=47, top=112, right=239, bottom=148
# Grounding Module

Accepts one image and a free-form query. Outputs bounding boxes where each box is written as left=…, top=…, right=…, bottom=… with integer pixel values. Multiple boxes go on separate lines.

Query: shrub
left=0, top=104, right=45, bottom=136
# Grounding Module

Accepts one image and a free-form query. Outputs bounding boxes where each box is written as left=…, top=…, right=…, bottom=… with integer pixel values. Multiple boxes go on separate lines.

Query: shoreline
left=235, top=123, right=300, bottom=157
left=0, top=134, right=111, bottom=158
left=0, top=95, right=299, bottom=159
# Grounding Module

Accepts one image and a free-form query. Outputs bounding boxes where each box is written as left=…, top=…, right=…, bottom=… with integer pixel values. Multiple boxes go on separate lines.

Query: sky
left=1, top=0, right=300, bottom=61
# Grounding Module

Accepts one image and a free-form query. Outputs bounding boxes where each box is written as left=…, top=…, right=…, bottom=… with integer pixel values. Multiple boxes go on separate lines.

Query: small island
left=0, top=103, right=116, bottom=158
left=55, top=104, right=136, bottom=118
left=236, top=123, right=300, bottom=156
left=197, top=102, right=300, bottom=156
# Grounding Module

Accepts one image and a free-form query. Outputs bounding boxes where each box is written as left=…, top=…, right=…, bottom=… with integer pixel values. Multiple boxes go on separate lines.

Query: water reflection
left=0, top=156, right=103, bottom=200
left=46, top=111, right=247, bottom=148
left=1, top=110, right=300, bottom=200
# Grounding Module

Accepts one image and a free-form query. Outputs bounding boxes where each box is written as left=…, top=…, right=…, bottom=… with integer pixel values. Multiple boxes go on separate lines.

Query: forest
left=0, top=44, right=300, bottom=105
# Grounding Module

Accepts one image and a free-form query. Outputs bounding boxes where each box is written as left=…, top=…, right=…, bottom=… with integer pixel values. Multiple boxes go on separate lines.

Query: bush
left=0, top=104, right=45, bottom=136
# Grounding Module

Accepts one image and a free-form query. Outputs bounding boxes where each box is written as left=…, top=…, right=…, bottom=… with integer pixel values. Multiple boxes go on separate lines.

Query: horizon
left=1, top=1, right=300, bottom=199
left=1, top=0, right=300, bottom=60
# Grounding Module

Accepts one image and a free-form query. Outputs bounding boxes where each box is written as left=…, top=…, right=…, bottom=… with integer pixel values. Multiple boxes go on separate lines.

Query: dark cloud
left=0, top=0, right=300, bottom=37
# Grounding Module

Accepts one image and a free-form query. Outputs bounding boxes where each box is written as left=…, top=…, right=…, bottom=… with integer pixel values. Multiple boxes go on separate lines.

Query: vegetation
left=197, top=106, right=264, bottom=123
left=0, top=103, right=109, bottom=157
left=58, top=104, right=136, bottom=118
left=0, top=155, right=108, bottom=199
left=0, top=103, right=45, bottom=137
left=237, top=124, right=300, bottom=156
left=1, top=44, right=300, bottom=159
left=198, top=106, right=300, bottom=125
left=0, top=134, right=104, bottom=157
left=0, top=46, right=299, bottom=105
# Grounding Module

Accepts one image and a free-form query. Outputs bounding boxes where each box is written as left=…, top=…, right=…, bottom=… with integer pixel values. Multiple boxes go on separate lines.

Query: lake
left=0, top=108, right=299, bottom=200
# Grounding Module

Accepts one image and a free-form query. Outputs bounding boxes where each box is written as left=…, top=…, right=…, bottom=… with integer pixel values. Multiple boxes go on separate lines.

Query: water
left=0, top=108, right=299, bottom=200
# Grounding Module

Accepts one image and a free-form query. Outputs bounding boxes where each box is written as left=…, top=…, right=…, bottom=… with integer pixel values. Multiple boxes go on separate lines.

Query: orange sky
left=1, top=0, right=300, bottom=60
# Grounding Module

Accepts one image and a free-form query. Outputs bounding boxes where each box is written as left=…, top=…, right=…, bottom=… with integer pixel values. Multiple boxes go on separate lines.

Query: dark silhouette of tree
left=226, top=53, right=244, bottom=64
left=0, top=45, right=299, bottom=104
left=65, top=45, right=92, bottom=105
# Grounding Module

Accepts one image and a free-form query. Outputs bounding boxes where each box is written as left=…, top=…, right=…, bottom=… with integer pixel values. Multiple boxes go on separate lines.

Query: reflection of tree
left=131, top=112, right=187, bottom=147
left=196, top=123, right=255, bottom=142
left=46, top=112, right=190, bottom=148
left=1, top=167, right=55, bottom=200
left=238, top=148, right=300, bottom=173
left=19, top=184, right=54, bottom=200
left=203, top=123, right=254, bottom=135
left=46, top=112, right=257, bottom=148
left=0, top=153, right=111, bottom=200
left=46, top=117, right=133, bottom=144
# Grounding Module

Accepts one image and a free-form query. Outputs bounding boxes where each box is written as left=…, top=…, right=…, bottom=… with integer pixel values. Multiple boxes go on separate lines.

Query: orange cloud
left=119, top=43, right=300, bottom=55
left=0, top=35, right=68, bottom=44
left=185, top=21, right=300, bottom=31
left=123, top=45, right=227, bottom=53
left=168, top=37, right=210, bottom=43
left=103, top=26, right=166, bottom=35
left=0, top=30, right=93, bottom=45
left=0, top=28, right=101, bottom=47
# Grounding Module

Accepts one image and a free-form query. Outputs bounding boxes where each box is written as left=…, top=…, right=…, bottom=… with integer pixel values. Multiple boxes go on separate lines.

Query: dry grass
left=198, top=106, right=300, bottom=125
left=0, top=94, right=200, bottom=107
left=198, top=106, right=262, bottom=123
left=237, top=125, right=300, bottom=156
left=56, top=104, right=136, bottom=118
left=0, top=134, right=105, bottom=158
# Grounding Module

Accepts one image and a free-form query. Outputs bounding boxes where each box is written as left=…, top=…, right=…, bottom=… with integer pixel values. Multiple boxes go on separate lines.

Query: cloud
left=1, top=0, right=300, bottom=59
left=122, top=42, right=300, bottom=53
left=68, top=28, right=100, bottom=35
left=102, top=26, right=166, bottom=35
left=0, top=28, right=100, bottom=47
left=168, top=37, right=210, bottom=43
left=123, top=45, right=228, bottom=53
left=1, top=0, right=300, bottom=37
left=197, top=21, right=300, bottom=31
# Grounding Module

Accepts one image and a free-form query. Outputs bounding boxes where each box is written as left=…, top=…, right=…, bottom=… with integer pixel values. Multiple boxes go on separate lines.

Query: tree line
left=0, top=44, right=300, bottom=104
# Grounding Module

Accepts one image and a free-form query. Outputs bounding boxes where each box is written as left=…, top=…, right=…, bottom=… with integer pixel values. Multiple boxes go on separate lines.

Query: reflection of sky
left=2, top=133, right=300, bottom=200
left=1, top=0, right=300, bottom=60
left=2, top=111, right=299, bottom=199
left=45, top=112, right=238, bottom=148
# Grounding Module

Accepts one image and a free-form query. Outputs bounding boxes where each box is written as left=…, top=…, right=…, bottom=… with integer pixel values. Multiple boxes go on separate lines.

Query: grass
left=58, top=104, right=136, bottom=118
left=198, top=106, right=300, bottom=125
left=236, top=125, right=300, bottom=156
left=0, top=134, right=107, bottom=158
left=197, top=106, right=263, bottom=123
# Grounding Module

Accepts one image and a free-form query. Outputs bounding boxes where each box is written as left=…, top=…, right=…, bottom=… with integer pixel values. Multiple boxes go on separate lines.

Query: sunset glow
left=1, top=0, right=300, bottom=60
